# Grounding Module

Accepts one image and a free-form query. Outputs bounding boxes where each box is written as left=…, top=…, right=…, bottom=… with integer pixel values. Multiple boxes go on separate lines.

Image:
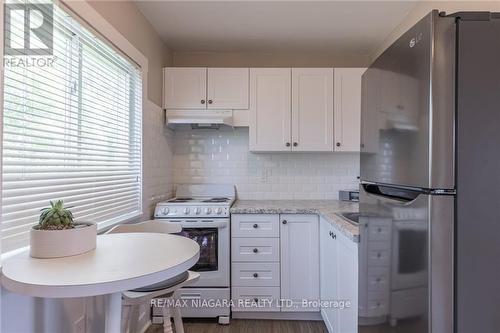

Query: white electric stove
left=153, top=184, right=235, bottom=324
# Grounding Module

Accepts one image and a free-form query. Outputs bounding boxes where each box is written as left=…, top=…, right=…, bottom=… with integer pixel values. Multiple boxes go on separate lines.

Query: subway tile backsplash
left=173, top=127, right=359, bottom=200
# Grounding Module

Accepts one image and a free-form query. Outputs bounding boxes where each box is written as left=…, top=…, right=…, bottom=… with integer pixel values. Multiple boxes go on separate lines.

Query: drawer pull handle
left=253, top=224, right=258, bottom=229
left=253, top=273, right=259, bottom=278
left=253, top=248, right=259, bottom=253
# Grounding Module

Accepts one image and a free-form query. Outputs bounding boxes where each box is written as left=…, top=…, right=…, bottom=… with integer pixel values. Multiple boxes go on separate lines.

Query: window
left=2, top=2, right=143, bottom=252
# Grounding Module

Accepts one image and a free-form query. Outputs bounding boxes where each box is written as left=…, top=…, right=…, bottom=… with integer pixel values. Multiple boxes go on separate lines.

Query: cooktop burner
left=203, top=197, right=229, bottom=203
left=167, top=197, right=193, bottom=203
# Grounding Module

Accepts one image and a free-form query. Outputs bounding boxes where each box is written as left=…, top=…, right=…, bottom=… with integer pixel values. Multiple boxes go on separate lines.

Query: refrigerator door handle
left=361, top=183, right=426, bottom=203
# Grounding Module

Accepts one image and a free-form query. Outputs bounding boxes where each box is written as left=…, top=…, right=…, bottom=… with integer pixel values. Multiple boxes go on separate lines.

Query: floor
left=146, top=319, right=328, bottom=333
left=146, top=317, right=425, bottom=333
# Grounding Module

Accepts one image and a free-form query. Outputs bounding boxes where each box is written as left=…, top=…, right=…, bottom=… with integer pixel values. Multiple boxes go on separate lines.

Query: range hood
left=165, top=110, right=233, bottom=129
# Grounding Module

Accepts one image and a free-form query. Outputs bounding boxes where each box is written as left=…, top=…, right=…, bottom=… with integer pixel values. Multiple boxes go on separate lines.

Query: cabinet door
left=163, top=67, right=207, bottom=109
left=207, top=68, right=249, bottom=110
left=335, top=230, right=359, bottom=333
left=280, top=214, right=319, bottom=312
left=320, top=219, right=338, bottom=332
left=334, top=68, right=365, bottom=152
left=292, top=68, right=334, bottom=151
left=249, top=68, right=292, bottom=151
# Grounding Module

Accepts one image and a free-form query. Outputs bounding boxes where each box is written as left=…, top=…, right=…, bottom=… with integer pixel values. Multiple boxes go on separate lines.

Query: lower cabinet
left=231, top=214, right=319, bottom=313
left=280, top=214, right=319, bottom=312
left=231, top=212, right=358, bottom=330
left=320, top=217, right=358, bottom=333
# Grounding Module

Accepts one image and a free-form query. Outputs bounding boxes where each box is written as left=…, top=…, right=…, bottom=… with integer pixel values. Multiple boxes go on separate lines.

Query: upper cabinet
left=207, top=68, right=249, bottom=109
left=249, top=68, right=292, bottom=151
left=163, top=67, right=249, bottom=110
left=292, top=68, right=334, bottom=152
left=250, top=68, right=334, bottom=152
left=164, top=67, right=207, bottom=109
left=334, top=68, right=365, bottom=152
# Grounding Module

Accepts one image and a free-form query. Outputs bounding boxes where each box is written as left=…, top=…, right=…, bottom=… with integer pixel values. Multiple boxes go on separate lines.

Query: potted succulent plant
left=30, top=200, right=97, bottom=258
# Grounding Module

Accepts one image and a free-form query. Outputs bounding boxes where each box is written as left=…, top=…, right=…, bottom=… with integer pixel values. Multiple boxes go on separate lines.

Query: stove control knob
left=183, top=207, right=190, bottom=215
left=162, top=207, right=169, bottom=215
left=216, top=208, right=222, bottom=215
left=195, top=208, right=201, bottom=215
left=205, top=208, right=212, bottom=215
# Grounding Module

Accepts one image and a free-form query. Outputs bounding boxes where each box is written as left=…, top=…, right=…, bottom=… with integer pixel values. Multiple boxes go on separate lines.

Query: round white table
left=2, top=233, right=200, bottom=333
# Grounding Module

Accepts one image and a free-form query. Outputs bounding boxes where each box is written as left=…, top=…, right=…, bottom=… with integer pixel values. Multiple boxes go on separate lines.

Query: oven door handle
left=180, top=221, right=228, bottom=228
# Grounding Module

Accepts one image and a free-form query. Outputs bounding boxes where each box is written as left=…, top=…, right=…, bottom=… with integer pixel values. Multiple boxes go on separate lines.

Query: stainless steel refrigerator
left=359, top=10, right=500, bottom=333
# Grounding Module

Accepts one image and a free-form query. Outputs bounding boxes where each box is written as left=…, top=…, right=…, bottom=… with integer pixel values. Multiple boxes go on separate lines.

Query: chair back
left=106, top=220, right=181, bottom=235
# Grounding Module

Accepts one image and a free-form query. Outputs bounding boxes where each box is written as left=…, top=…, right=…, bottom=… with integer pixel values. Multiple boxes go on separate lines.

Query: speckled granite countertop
left=230, top=200, right=359, bottom=242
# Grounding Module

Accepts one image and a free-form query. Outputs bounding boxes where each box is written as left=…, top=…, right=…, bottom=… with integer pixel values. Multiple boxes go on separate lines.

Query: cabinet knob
left=293, top=142, right=298, bottom=147
left=253, top=273, right=259, bottom=278
left=282, top=220, right=287, bottom=225
left=286, top=142, right=291, bottom=147
left=208, top=99, right=213, bottom=104
left=253, top=223, right=258, bottom=229
left=336, top=142, right=341, bottom=147
left=253, top=248, right=259, bottom=253
left=201, top=99, right=206, bottom=104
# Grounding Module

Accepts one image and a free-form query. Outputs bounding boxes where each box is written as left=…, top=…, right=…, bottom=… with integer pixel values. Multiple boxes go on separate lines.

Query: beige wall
left=371, top=1, right=500, bottom=62
left=88, top=0, right=172, bottom=106
left=172, top=51, right=370, bottom=67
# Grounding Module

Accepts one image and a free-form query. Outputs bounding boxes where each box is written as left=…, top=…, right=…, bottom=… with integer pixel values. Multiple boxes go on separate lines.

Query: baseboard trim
left=232, top=311, right=322, bottom=321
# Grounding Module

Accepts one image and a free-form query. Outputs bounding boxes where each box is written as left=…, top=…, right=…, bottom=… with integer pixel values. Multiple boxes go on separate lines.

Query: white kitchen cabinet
left=334, top=68, right=366, bottom=152
left=249, top=68, right=292, bottom=151
left=207, top=68, right=249, bottom=109
left=280, top=214, right=319, bottom=312
left=163, top=67, right=249, bottom=110
left=292, top=68, right=334, bottom=151
left=163, top=67, right=207, bottom=109
left=250, top=68, right=335, bottom=152
left=320, top=217, right=358, bottom=333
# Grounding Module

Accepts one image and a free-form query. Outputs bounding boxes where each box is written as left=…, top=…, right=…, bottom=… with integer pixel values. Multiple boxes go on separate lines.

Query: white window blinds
left=2, top=2, right=143, bottom=252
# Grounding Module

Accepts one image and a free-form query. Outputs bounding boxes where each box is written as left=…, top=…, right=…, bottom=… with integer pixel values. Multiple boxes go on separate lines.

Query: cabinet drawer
left=232, top=262, right=280, bottom=287
left=367, top=267, right=390, bottom=292
left=367, top=242, right=391, bottom=266
left=368, top=221, right=391, bottom=241
left=232, top=238, right=280, bottom=262
left=231, top=214, right=279, bottom=238
left=231, top=287, right=280, bottom=312
left=367, top=292, right=389, bottom=317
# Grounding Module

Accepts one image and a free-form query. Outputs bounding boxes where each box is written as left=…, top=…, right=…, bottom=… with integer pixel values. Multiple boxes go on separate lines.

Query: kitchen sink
left=338, top=212, right=359, bottom=225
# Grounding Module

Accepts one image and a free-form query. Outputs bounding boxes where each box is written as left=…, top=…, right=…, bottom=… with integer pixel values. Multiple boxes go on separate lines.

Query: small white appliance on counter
left=153, top=184, right=235, bottom=324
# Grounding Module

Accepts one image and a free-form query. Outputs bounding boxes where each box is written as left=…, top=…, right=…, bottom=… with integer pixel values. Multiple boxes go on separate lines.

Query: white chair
left=107, top=220, right=200, bottom=333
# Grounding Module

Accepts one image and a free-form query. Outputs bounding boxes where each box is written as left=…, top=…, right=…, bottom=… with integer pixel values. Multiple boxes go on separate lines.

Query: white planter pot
left=30, top=223, right=97, bottom=258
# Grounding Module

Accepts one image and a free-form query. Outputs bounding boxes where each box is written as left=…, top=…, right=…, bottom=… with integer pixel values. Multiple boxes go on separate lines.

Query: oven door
left=391, top=220, right=427, bottom=290
left=166, top=218, right=230, bottom=287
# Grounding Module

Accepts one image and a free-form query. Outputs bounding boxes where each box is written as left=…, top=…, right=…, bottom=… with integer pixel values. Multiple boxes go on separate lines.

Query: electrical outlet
left=74, top=315, right=85, bottom=333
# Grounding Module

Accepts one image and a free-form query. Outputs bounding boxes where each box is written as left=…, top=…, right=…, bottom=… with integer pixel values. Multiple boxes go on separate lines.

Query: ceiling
left=135, top=1, right=418, bottom=56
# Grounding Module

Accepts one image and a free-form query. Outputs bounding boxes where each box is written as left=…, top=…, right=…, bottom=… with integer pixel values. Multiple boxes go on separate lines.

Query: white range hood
left=165, top=110, right=233, bottom=129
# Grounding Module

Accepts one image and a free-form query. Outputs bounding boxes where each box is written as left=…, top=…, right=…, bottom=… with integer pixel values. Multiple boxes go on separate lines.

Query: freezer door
left=360, top=11, right=455, bottom=189
left=456, top=15, right=500, bottom=333
left=358, top=183, right=453, bottom=333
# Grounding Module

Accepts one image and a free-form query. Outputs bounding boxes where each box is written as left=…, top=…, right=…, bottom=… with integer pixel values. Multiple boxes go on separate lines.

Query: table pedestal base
left=105, top=292, right=122, bottom=333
